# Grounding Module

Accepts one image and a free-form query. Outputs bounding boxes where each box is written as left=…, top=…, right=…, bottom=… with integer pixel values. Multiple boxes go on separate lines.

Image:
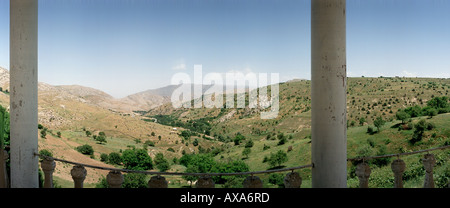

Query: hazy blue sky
left=1, top=0, right=449, bottom=98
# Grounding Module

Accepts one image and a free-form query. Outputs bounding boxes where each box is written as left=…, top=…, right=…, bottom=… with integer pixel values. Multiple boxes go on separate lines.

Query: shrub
left=395, top=110, right=410, bottom=124
left=410, top=119, right=428, bottom=145
left=121, top=148, right=153, bottom=170
left=426, top=122, right=435, bottom=130
left=123, top=173, right=148, bottom=188
left=95, top=134, right=107, bottom=144
left=359, top=117, right=366, bottom=126
left=144, top=140, right=155, bottom=147
left=277, top=136, right=287, bottom=146
left=268, top=173, right=285, bottom=188
left=423, top=107, right=438, bottom=118
left=38, top=149, right=53, bottom=162
left=371, top=145, right=391, bottom=167
left=367, top=126, right=375, bottom=134
left=154, top=153, right=170, bottom=172
left=374, top=116, right=386, bottom=132
left=193, top=138, right=199, bottom=146
left=435, top=165, right=450, bottom=188
left=268, top=150, right=288, bottom=168
left=76, top=144, right=94, bottom=155
left=426, top=96, right=449, bottom=109
left=108, top=152, right=122, bottom=165
left=242, top=148, right=251, bottom=159
left=244, top=140, right=254, bottom=148
left=100, top=153, right=108, bottom=162
left=366, top=138, right=376, bottom=148
left=40, top=129, right=47, bottom=139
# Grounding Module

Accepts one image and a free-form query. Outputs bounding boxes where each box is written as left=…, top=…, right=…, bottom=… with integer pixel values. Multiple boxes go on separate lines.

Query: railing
left=347, top=145, right=450, bottom=188
left=36, top=153, right=312, bottom=188
left=21, top=145, right=450, bottom=188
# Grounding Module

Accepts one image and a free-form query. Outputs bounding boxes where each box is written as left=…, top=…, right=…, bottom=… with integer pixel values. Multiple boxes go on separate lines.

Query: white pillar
left=311, top=0, right=347, bottom=188
left=10, top=0, right=39, bottom=188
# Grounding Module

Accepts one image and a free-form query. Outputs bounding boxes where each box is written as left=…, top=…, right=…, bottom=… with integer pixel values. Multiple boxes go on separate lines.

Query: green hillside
left=28, top=77, right=450, bottom=187
left=147, top=77, right=450, bottom=139
left=143, top=77, right=449, bottom=188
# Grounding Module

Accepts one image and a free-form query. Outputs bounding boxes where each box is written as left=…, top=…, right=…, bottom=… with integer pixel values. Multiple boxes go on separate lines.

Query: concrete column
left=10, top=0, right=39, bottom=188
left=311, top=0, right=347, bottom=188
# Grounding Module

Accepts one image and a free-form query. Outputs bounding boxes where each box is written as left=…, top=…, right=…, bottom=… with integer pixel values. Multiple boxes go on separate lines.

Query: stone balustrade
left=33, top=154, right=312, bottom=188
left=348, top=145, right=449, bottom=188
left=0, top=145, right=446, bottom=188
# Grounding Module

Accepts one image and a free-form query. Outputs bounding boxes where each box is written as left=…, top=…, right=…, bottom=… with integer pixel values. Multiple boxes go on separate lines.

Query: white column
left=311, top=0, right=347, bottom=188
left=10, top=0, right=39, bottom=188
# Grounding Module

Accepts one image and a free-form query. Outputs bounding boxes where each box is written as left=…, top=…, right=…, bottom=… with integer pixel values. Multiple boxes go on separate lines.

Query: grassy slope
left=5, top=77, right=449, bottom=187
left=213, top=113, right=449, bottom=188
left=147, top=77, right=450, bottom=187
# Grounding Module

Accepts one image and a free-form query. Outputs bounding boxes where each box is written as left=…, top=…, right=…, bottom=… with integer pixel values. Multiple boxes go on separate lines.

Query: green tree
left=40, top=128, right=47, bottom=139
left=76, top=144, right=94, bottom=155
left=233, top=133, right=245, bottom=145
left=154, top=152, right=170, bottom=172
left=38, top=149, right=53, bottom=162
left=373, top=116, right=386, bottom=132
left=193, top=138, right=199, bottom=146
left=359, top=117, right=366, bottom=126
left=277, top=136, right=287, bottom=146
left=85, top=130, right=91, bottom=137
left=122, top=173, right=148, bottom=188
left=183, top=165, right=199, bottom=187
left=410, top=119, right=427, bottom=145
left=396, top=110, right=410, bottom=124
left=404, top=105, right=422, bottom=117
left=244, top=140, right=254, bottom=148
left=0, top=106, right=10, bottom=174
left=423, top=107, right=438, bottom=118
left=242, top=148, right=251, bottom=159
left=121, top=148, right=153, bottom=170
left=100, top=153, right=108, bottom=162
left=211, top=160, right=249, bottom=185
left=268, top=173, right=285, bottom=188
left=95, top=134, right=107, bottom=144
left=268, top=150, right=288, bottom=168
left=426, top=96, right=449, bottom=109
left=98, top=131, right=106, bottom=137
left=108, top=152, right=122, bottom=165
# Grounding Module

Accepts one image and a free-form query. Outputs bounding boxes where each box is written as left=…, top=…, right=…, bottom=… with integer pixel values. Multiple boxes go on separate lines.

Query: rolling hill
left=0, top=65, right=448, bottom=187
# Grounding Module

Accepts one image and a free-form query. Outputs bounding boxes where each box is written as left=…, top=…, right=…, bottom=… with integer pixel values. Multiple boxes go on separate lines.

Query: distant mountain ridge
left=0, top=67, right=232, bottom=113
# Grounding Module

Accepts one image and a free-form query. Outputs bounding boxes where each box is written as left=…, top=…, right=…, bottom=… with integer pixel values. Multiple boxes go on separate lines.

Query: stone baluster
left=422, top=154, right=436, bottom=188
left=148, top=175, right=168, bottom=188
left=355, top=162, right=371, bottom=188
left=243, top=175, right=263, bottom=188
left=196, top=175, right=215, bottom=188
left=40, top=158, right=56, bottom=188
left=284, top=172, right=302, bottom=188
left=0, top=150, right=9, bottom=188
left=71, top=165, right=87, bottom=188
left=391, top=159, right=406, bottom=188
left=107, top=170, right=124, bottom=188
